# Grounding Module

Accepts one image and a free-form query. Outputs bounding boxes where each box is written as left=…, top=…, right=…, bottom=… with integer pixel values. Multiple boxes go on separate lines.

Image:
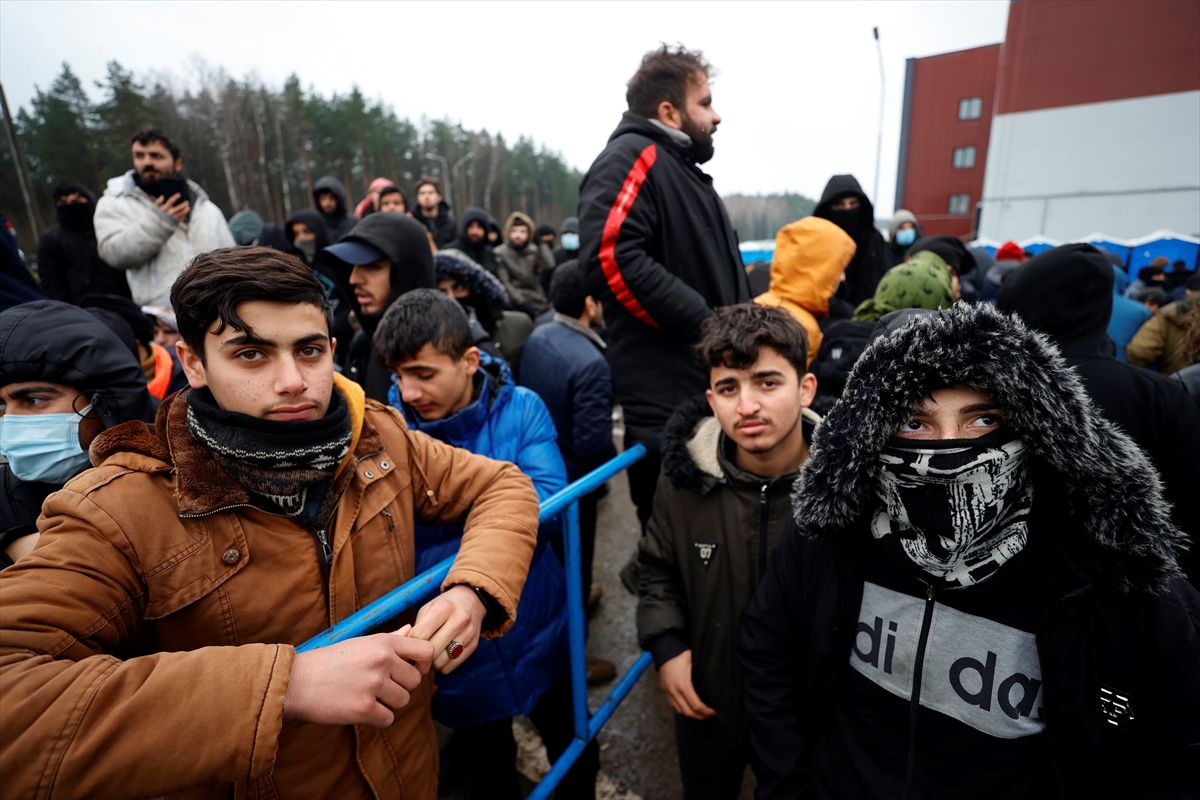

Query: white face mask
left=0, top=404, right=95, bottom=484
left=560, top=232, right=580, bottom=251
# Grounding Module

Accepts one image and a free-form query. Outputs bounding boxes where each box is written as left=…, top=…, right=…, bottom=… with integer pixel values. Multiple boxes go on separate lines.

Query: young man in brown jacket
left=0, top=247, right=541, bottom=799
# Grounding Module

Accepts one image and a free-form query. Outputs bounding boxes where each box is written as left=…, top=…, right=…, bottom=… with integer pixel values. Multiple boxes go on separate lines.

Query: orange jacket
left=0, top=374, right=540, bottom=799
left=755, top=217, right=856, bottom=366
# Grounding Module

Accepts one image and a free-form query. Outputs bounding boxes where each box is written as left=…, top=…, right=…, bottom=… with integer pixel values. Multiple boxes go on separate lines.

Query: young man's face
left=437, top=277, right=471, bottom=299
left=349, top=259, right=392, bottom=315
left=540, top=233, right=556, bottom=245
left=132, top=141, right=180, bottom=188
left=153, top=319, right=181, bottom=349
left=1143, top=299, right=1161, bottom=313
left=487, top=229, right=500, bottom=244
left=317, top=192, right=339, bottom=214
left=680, top=74, right=720, bottom=145
left=176, top=300, right=335, bottom=422
left=55, top=192, right=87, bottom=207
left=706, top=347, right=815, bottom=455
left=895, top=385, right=1005, bottom=440
left=509, top=225, right=530, bottom=248
left=466, top=221, right=486, bottom=244
left=291, top=221, right=316, bottom=241
left=379, top=193, right=406, bottom=214
left=417, top=185, right=441, bottom=212
left=393, top=343, right=479, bottom=421
left=831, top=196, right=861, bottom=211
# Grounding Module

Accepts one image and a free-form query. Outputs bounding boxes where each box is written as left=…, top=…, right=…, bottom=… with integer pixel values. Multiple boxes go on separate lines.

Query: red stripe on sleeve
left=599, top=144, right=660, bottom=329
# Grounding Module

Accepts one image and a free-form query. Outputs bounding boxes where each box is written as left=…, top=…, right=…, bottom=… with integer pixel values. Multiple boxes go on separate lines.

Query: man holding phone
left=95, top=128, right=236, bottom=306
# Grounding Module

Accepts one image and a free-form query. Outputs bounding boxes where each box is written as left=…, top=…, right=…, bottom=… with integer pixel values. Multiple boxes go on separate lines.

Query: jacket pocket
left=143, top=514, right=251, bottom=621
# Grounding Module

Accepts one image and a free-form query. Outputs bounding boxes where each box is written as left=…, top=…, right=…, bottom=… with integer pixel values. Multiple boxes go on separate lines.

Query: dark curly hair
left=696, top=303, right=809, bottom=380
left=626, top=43, right=715, bottom=119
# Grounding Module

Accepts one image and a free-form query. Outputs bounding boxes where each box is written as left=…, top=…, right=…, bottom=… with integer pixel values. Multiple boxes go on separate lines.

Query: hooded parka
left=812, top=175, right=888, bottom=307
left=285, top=209, right=355, bottom=361
left=884, top=210, right=923, bottom=270
left=1126, top=296, right=1198, bottom=376
left=322, top=213, right=436, bottom=402
left=93, top=171, right=236, bottom=306
left=0, top=374, right=540, bottom=799
left=738, top=303, right=1200, bottom=799
left=578, top=112, right=749, bottom=447
left=494, top=212, right=555, bottom=317
left=313, top=175, right=356, bottom=241
left=755, top=217, right=856, bottom=366
left=36, top=183, right=131, bottom=304
left=414, top=199, right=457, bottom=249
left=637, top=396, right=820, bottom=743
left=448, top=207, right=500, bottom=274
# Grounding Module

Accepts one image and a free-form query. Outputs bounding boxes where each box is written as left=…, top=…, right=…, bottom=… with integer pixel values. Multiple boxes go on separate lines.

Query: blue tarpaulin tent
left=739, top=240, right=776, bottom=265
left=1126, top=230, right=1200, bottom=278
left=1080, top=233, right=1133, bottom=267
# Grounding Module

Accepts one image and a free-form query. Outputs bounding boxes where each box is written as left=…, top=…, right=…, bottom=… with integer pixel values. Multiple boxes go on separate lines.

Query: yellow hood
left=765, top=217, right=856, bottom=318
left=333, top=371, right=366, bottom=477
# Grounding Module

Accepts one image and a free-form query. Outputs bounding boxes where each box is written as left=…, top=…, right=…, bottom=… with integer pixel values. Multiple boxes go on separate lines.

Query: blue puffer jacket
left=389, top=353, right=569, bottom=727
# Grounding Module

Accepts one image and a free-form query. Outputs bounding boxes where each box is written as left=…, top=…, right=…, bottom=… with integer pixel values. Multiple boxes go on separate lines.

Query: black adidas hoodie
left=738, top=303, right=1200, bottom=799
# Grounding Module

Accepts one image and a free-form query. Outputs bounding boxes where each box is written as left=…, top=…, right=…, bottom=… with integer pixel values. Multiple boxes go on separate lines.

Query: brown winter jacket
left=0, top=374, right=540, bottom=800
left=1126, top=295, right=1196, bottom=375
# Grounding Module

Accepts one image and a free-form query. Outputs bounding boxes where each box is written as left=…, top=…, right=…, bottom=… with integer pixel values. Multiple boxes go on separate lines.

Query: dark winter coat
left=312, top=175, right=356, bottom=241
left=414, top=200, right=457, bottom=249
left=1172, top=363, right=1200, bottom=411
left=495, top=212, right=554, bottom=316
left=322, top=213, right=436, bottom=402
left=388, top=353, right=570, bottom=727
left=285, top=209, right=355, bottom=361
left=638, top=397, right=819, bottom=744
left=36, top=185, right=131, bottom=304
left=738, top=303, right=1200, bottom=799
left=448, top=207, right=500, bottom=275
left=997, top=244, right=1200, bottom=581
left=578, top=112, right=749, bottom=447
left=813, top=175, right=888, bottom=307
left=518, top=316, right=616, bottom=481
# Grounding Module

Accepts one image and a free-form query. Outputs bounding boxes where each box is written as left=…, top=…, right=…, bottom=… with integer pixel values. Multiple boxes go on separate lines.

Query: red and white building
left=894, top=0, right=1200, bottom=242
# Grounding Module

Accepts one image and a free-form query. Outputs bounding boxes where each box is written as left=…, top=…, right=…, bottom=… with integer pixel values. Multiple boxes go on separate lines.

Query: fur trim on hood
left=435, top=251, right=510, bottom=307
left=793, top=302, right=1185, bottom=593
left=503, top=211, right=536, bottom=244
left=662, top=394, right=822, bottom=494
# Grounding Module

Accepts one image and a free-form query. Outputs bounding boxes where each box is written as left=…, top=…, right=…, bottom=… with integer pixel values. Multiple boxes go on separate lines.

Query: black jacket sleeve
left=569, top=357, right=616, bottom=465
left=579, top=143, right=712, bottom=340
left=637, top=475, right=692, bottom=667
left=1153, top=380, right=1200, bottom=585
left=738, top=517, right=825, bottom=799
left=36, top=230, right=70, bottom=303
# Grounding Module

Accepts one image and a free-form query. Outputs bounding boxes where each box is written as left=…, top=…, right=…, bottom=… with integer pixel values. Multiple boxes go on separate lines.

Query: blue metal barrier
left=298, top=444, right=651, bottom=797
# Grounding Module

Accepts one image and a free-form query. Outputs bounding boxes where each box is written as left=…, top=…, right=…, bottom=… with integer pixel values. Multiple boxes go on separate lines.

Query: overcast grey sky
left=0, top=0, right=1009, bottom=217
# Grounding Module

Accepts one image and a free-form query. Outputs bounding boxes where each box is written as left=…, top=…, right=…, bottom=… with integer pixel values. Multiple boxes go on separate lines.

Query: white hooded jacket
left=94, top=170, right=235, bottom=306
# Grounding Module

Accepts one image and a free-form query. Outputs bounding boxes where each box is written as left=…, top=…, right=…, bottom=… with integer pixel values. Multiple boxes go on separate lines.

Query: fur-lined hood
left=794, top=302, right=1185, bottom=593
left=662, top=394, right=821, bottom=494
left=434, top=250, right=510, bottom=307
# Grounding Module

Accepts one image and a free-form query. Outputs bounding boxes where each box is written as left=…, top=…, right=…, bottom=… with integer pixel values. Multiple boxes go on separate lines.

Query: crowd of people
left=1, top=41, right=1198, bottom=800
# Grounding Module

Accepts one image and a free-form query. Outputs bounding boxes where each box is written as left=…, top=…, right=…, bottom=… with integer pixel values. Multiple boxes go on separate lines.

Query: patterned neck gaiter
left=871, top=428, right=1033, bottom=590
left=186, top=387, right=353, bottom=518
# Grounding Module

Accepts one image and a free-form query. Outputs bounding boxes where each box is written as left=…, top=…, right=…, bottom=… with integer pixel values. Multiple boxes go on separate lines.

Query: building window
left=958, top=97, right=983, bottom=120
left=948, top=194, right=971, bottom=215
left=952, top=146, right=977, bottom=169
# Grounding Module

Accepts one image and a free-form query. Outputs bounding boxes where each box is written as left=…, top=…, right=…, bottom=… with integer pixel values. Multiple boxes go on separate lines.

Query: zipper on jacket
left=757, top=484, right=770, bottom=579
left=382, top=507, right=395, bottom=531
left=900, top=585, right=936, bottom=800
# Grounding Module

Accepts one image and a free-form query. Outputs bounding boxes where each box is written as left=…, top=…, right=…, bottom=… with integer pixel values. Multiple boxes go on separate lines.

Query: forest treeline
left=1, top=61, right=584, bottom=251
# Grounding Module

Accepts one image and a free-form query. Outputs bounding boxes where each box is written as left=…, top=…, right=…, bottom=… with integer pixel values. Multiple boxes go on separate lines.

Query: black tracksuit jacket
left=578, top=113, right=748, bottom=448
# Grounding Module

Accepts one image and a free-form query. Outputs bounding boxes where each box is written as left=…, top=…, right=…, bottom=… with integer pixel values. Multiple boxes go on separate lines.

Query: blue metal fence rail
left=298, top=444, right=651, bottom=798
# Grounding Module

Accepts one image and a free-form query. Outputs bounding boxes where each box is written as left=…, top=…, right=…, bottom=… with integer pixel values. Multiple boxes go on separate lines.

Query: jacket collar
left=793, top=302, right=1185, bottom=594
left=552, top=313, right=606, bottom=350
left=611, top=111, right=692, bottom=159
left=661, top=394, right=820, bottom=495
left=90, top=373, right=378, bottom=517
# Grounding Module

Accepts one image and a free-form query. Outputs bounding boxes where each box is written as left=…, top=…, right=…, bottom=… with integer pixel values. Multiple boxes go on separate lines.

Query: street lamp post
left=451, top=151, right=475, bottom=216
left=873, top=26, right=886, bottom=209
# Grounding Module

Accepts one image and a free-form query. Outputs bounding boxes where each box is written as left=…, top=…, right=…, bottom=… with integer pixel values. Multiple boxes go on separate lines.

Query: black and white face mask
left=871, top=428, right=1033, bottom=589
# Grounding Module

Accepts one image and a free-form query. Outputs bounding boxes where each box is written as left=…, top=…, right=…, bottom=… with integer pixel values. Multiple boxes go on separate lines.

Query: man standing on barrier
left=637, top=304, right=820, bottom=799
left=0, top=247, right=541, bottom=799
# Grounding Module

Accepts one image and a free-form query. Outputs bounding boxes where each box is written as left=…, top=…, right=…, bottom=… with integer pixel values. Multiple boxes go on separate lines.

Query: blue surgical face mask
left=895, top=228, right=917, bottom=246
left=561, top=232, right=580, bottom=251
left=0, top=404, right=94, bottom=484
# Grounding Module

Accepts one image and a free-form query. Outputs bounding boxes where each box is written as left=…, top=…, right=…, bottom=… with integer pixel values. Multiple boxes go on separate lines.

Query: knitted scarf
left=186, top=387, right=353, bottom=522
left=870, top=428, right=1033, bottom=590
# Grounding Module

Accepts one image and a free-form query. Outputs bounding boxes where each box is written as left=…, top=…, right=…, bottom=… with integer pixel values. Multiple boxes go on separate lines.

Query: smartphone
left=158, top=176, right=187, bottom=203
